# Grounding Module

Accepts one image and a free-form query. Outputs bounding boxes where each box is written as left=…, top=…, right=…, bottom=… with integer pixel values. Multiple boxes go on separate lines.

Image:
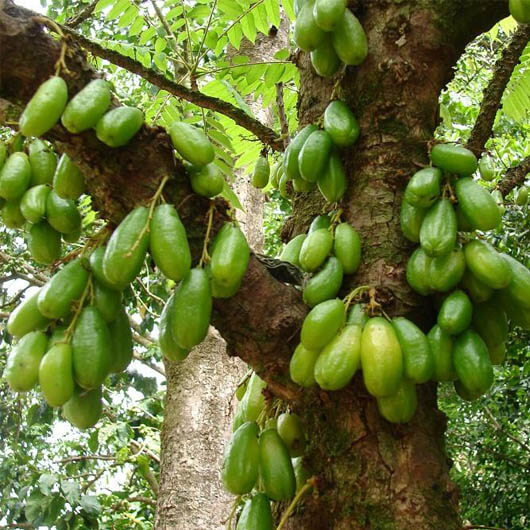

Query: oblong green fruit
left=62, top=386, right=103, bottom=430
left=89, top=247, right=117, bottom=291
left=158, top=293, right=189, bottom=362
left=150, top=204, right=191, bottom=282
left=437, top=289, right=473, bottom=335
left=309, top=214, right=331, bottom=232
left=46, top=190, right=81, bottom=234
left=1, top=198, right=25, bottom=228
left=495, top=289, right=530, bottom=330
left=298, top=130, right=332, bottom=183
left=292, top=457, right=312, bottom=493
left=93, top=281, right=122, bottom=323
left=299, top=227, right=333, bottom=272
left=289, top=343, right=320, bottom=387
left=455, top=205, right=474, bottom=232
left=303, top=256, right=343, bottom=308
left=39, top=343, right=74, bottom=407
left=471, top=299, right=508, bottom=349
left=454, top=380, right=483, bottom=402
left=455, top=177, right=500, bottom=231
left=280, top=234, right=306, bottom=266
left=313, top=0, right=346, bottom=30
left=0, top=152, right=31, bottom=200
left=61, top=79, right=111, bottom=133
left=318, top=152, right=347, bottom=203
left=420, top=199, right=457, bottom=257
left=20, top=184, right=50, bottom=223
left=429, top=247, right=465, bottom=292
left=28, top=139, right=57, bottom=186
left=392, top=317, right=433, bottom=384
left=333, top=222, right=361, bottom=274
left=293, top=177, right=316, bottom=192
left=404, top=167, right=442, bottom=208
left=502, top=254, right=530, bottom=309
left=430, top=143, right=477, bottom=176
left=406, top=247, right=432, bottom=296
left=347, top=303, right=369, bottom=328
left=237, top=372, right=266, bottom=426
left=377, top=379, right=417, bottom=424
left=460, top=268, right=493, bottom=303
left=221, top=421, right=260, bottom=495
left=4, top=331, right=48, bottom=392
left=323, top=101, right=360, bottom=147
left=453, top=330, right=493, bottom=396
left=259, top=428, right=296, bottom=501
left=53, top=154, right=85, bottom=200
left=515, top=186, right=529, bottom=205
left=252, top=156, right=270, bottom=189
left=7, top=290, right=50, bottom=337
left=277, top=413, right=306, bottom=457
left=95, top=106, right=143, bottom=147
left=478, top=155, right=495, bottom=181
left=301, top=298, right=345, bottom=350
left=294, top=0, right=326, bottom=51
left=171, top=268, right=212, bottom=349
left=0, top=141, right=6, bottom=168
left=360, top=317, right=403, bottom=398
left=72, top=306, right=112, bottom=389
left=427, top=325, right=456, bottom=381
left=189, top=163, right=224, bottom=197
left=510, top=0, right=530, bottom=23
left=103, top=206, right=150, bottom=290
left=294, top=0, right=306, bottom=14
left=63, top=227, right=81, bottom=243
left=314, top=323, right=361, bottom=390
left=27, top=221, right=61, bottom=265
left=19, top=76, right=68, bottom=137
left=464, top=239, right=512, bottom=289
left=269, top=162, right=281, bottom=188
left=311, top=35, right=341, bottom=78
left=170, top=122, right=214, bottom=167
left=489, top=342, right=506, bottom=365
left=107, top=307, right=133, bottom=373
left=400, top=200, right=426, bottom=243
left=236, top=493, right=273, bottom=530
left=211, top=276, right=242, bottom=299
left=284, top=125, right=318, bottom=180
left=332, top=9, right=368, bottom=66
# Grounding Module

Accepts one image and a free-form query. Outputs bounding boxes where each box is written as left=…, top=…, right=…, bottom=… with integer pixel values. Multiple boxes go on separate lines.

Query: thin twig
left=483, top=405, right=530, bottom=454
left=66, top=0, right=98, bottom=28
left=276, top=82, right=289, bottom=148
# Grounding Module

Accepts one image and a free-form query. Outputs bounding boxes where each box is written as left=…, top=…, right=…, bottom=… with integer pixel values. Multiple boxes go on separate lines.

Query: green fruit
left=284, top=125, right=318, bottom=181
left=294, top=0, right=306, bottom=14
left=103, top=206, right=150, bottom=290
left=89, top=247, right=117, bottom=291
left=280, top=234, right=306, bottom=266
left=150, top=204, right=191, bottom=282
left=39, top=343, right=74, bottom=407
left=293, top=177, right=316, bottom=192
left=38, top=259, right=89, bottom=319
left=189, top=163, right=224, bottom=197
left=0, top=152, right=31, bottom=200
left=429, top=247, right=465, bottom=292
left=292, top=457, right=312, bottom=492
left=404, top=167, right=442, bottom=208
left=63, top=386, right=103, bottom=430
left=309, top=214, right=331, bottom=232
left=289, top=343, right=320, bottom=387
left=392, top=317, right=433, bottom=384
left=222, top=421, right=260, bottom=495
left=236, top=493, right=273, bottom=530
left=489, top=342, right=506, bottom=365
left=0, top=141, right=6, bottom=168
left=49, top=326, right=67, bottom=348
left=46, top=190, right=81, bottom=234
left=406, top=247, right=432, bottom=295
left=502, top=254, right=530, bottom=309
left=303, top=256, right=343, bottom=307
left=93, top=281, right=122, bottom=323
left=377, top=379, right=417, bottom=424
left=4, top=331, right=48, bottom=392
left=63, top=228, right=81, bottom=243
left=259, top=428, right=296, bottom=501
left=314, top=324, right=362, bottom=390
left=27, top=221, right=61, bottom=265
left=427, top=325, right=456, bottom=381
left=19, top=76, right=68, bottom=137
left=108, top=307, right=133, bottom=373
left=53, top=154, right=85, bottom=200
left=269, top=162, right=282, bottom=188
left=453, top=330, right=493, bottom=396
left=10, top=133, right=24, bottom=154
left=20, top=184, right=50, bottom=223
left=455, top=205, right=474, bottom=232
left=515, top=186, right=528, bottom=206
left=301, top=298, right=345, bottom=350
left=332, top=9, right=368, bottom=66
left=159, top=293, right=189, bottom=362
left=360, top=317, right=403, bottom=398
left=420, top=199, right=457, bottom=257
left=28, top=139, right=57, bottom=186
left=472, top=299, right=508, bottom=350
left=277, top=413, right=306, bottom=457
left=170, top=122, right=214, bottom=167
left=455, top=177, right=501, bottom=231
left=294, top=0, right=326, bottom=51
left=510, top=0, right=530, bottom=23
left=62, top=79, right=112, bottom=133
left=437, top=289, right=472, bottom=335
left=478, top=155, right=495, bottom=181
left=298, top=130, right=333, bottom=183
left=311, top=35, right=341, bottom=78
left=430, top=143, right=478, bottom=176
left=347, top=303, right=369, bottom=328
left=171, top=268, right=212, bottom=349
left=460, top=268, right=493, bottom=303
left=323, top=100, right=360, bottom=147
left=299, top=228, right=333, bottom=272
left=252, top=156, right=270, bottom=189
left=7, top=290, right=50, bottom=338
left=237, top=372, right=266, bottom=426
left=313, top=0, right=346, bottom=30
left=95, top=106, right=144, bottom=147
left=1, top=199, right=25, bottom=228
left=464, top=239, right=512, bottom=289
left=333, top=222, right=361, bottom=274
left=211, top=276, right=242, bottom=299
left=454, top=380, right=483, bottom=402
left=400, top=200, right=426, bottom=243
left=495, top=289, right=530, bottom=330
left=318, top=152, right=347, bottom=203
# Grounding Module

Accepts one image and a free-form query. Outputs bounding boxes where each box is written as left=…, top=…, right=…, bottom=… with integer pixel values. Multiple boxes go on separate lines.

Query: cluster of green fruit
left=0, top=138, right=85, bottom=262
left=510, top=0, right=530, bottom=23
left=294, top=0, right=368, bottom=77
left=402, top=142, right=530, bottom=402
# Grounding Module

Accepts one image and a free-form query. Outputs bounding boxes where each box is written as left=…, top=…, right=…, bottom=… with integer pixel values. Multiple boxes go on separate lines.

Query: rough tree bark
left=0, top=0, right=515, bottom=528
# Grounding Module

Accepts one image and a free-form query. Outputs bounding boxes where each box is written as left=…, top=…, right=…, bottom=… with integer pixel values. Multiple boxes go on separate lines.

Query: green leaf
left=38, top=473, right=58, bottom=496
left=220, top=181, right=244, bottom=210
left=282, top=0, right=295, bottom=20
left=25, top=491, right=48, bottom=524
left=117, top=5, right=138, bottom=27
left=106, top=0, right=129, bottom=21
left=80, top=495, right=101, bottom=515
left=61, top=480, right=81, bottom=505
left=128, top=16, right=145, bottom=36
left=94, top=0, right=115, bottom=13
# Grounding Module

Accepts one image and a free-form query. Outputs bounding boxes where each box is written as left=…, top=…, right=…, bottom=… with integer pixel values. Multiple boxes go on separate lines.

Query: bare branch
left=497, top=155, right=530, bottom=197
left=276, top=82, right=289, bottom=148
left=128, top=495, right=157, bottom=507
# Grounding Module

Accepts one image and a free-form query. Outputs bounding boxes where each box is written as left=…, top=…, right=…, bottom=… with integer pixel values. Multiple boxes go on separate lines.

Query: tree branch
left=128, top=495, right=157, bottom=507
left=66, top=0, right=98, bottom=28
left=466, top=25, right=530, bottom=155
left=497, top=155, right=530, bottom=197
